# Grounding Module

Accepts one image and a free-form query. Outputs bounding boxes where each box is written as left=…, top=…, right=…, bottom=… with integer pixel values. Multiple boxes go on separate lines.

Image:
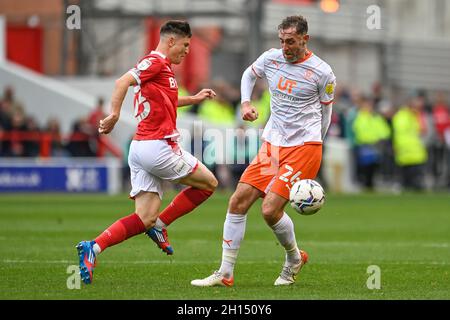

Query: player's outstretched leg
left=76, top=212, right=146, bottom=284
left=75, top=192, right=159, bottom=284
left=76, top=240, right=97, bottom=284
left=147, top=163, right=217, bottom=255
left=145, top=187, right=212, bottom=255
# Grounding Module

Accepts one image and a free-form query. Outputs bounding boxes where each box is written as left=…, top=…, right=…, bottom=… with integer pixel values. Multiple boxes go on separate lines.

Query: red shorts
left=240, top=141, right=322, bottom=200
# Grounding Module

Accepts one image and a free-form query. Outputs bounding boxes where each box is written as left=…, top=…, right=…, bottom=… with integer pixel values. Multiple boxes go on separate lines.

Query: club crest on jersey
left=304, top=69, right=313, bottom=80
left=137, top=58, right=154, bottom=71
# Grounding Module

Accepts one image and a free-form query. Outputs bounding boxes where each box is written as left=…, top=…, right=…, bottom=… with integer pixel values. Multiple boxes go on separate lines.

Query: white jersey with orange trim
left=250, top=48, right=336, bottom=147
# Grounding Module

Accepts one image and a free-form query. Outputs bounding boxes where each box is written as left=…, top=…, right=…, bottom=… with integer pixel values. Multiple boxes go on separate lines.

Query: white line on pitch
left=2, top=259, right=450, bottom=265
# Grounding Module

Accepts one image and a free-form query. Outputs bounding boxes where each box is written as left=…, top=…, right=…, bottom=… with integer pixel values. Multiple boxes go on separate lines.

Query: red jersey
left=128, top=51, right=179, bottom=140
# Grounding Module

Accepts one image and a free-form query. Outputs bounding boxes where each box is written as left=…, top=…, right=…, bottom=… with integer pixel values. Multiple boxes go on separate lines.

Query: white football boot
left=191, top=271, right=234, bottom=287
left=274, top=250, right=309, bottom=286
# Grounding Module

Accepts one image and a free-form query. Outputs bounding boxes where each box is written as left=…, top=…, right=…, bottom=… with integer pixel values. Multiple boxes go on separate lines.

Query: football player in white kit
left=192, top=15, right=336, bottom=287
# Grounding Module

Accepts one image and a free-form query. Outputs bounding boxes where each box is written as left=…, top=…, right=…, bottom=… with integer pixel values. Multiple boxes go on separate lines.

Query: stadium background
left=0, top=0, right=449, bottom=300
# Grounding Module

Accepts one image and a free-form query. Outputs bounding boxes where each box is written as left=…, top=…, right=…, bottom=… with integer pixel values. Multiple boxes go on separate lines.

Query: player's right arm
left=240, top=66, right=259, bottom=121
left=240, top=50, right=271, bottom=122
left=99, top=73, right=137, bottom=134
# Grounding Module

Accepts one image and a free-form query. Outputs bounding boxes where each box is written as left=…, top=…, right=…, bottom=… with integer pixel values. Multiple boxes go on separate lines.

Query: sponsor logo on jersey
left=277, top=76, right=297, bottom=94
left=325, top=83, right=335, bottom=95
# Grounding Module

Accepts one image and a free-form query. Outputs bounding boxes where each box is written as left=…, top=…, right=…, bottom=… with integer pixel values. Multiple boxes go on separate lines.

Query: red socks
left=94, top=188, right=213, bottom=251
left=159, top=187, right=213, bottom=226
left=94, top=213, right=146, bottom=251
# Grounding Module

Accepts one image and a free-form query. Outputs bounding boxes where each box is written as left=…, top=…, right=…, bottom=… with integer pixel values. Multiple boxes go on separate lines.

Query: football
left=289, top=179, right=325, bottom=215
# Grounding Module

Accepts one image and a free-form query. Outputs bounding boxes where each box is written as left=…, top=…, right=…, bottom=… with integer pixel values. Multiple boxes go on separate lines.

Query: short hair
left=160, top=20, right=192, bottom=38
left=278, top=16, right=308, bottom=35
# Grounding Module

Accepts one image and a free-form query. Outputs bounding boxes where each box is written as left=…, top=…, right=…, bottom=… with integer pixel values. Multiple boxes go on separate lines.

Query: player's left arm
left=178, top=89, right=216, bottom=107
left=319, top=70, right=336, bottom=139
left=321, top=102, right=333, bottom=139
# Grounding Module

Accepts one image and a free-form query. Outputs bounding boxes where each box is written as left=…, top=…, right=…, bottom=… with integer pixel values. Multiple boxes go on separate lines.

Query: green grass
left=0, top=191, right=449, bottom=299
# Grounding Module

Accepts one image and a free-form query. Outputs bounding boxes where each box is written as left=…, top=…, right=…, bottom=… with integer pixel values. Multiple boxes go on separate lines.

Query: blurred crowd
left=2, top=80, right=450, bottom=192
left=0, top=86, right=106, bottom=158
left=327, top=84, right=450, bottom=192
left=178, top=80, right=450, bottom=192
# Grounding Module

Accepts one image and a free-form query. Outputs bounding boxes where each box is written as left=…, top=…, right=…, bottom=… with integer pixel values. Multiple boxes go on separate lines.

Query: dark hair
left=160, top=20, right=192, bottom=38
left=278, top=15, right=308, bottom=35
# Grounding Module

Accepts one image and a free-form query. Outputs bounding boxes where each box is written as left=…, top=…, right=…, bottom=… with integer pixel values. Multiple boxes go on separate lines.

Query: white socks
left=218, top=211, right=300, bottom=277
left=92, top=242, right=102, bottom=256
left=154, top=218, right=167, bottom=230
left=270, top=212, right=300, bottom=265
left=219, top=212, right=247, bottom=278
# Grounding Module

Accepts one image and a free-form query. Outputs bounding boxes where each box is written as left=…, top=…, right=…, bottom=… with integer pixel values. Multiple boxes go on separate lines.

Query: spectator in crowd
left=198, top=80, right=236, bottom=126
left=352, top=96, right=390, bottom=190
left=228, top=124, right=260, bottom=188
left=1, top=86, right=24, bottom=116
left=342, top=89, right=362, bottom=184
left=9, top=110, right=27, bottom=157
left=0, top=87, right=15, bottom=155
left=24, top=116, right=40, bottom=157
left=431, top=92, right=450, bottom=187
left=66, top=118, right=96, bottom=157
left=414, top=91, right=436, bottom=189
left=45, top=118, right=69, bottom=157
left=377, top=99, right=396, bottom=186
left=0, top=95, right=12, bottom=131
left=392, top=96, right=428, bottom=191
left=88, top=97, right=107, bottom=130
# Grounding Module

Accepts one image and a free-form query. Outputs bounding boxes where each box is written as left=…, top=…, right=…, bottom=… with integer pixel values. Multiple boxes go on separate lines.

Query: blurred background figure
left=88, top=97, right=107, bottom=131
left=352, top=96, right=390, bottom=191
left=198, top=79, right=236, bottom=127
left=45, top=117, right=68, bottom=157
left=431, top=91, right=450, bottom=188
left=66, top=117, right=96, bottom=157
left=392, top=95, right=429, bottom=191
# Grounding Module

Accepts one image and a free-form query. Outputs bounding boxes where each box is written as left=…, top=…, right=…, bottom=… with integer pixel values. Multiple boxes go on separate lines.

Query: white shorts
left=128, top=139, right=199, bottom=199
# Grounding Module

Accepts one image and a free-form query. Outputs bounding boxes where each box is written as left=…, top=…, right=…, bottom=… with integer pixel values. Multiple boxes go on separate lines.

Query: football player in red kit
left=76, top=20, right=218, bottom=284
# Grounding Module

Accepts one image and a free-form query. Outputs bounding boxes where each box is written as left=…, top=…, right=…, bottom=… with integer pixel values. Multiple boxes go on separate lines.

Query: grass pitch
left=0, top=191, right=449, bottom=300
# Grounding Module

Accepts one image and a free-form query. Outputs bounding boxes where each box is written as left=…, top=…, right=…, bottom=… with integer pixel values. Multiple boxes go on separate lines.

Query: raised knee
left=208, top=176, right=219, bottom=191
left=201, top=175, right=218, bottom=192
